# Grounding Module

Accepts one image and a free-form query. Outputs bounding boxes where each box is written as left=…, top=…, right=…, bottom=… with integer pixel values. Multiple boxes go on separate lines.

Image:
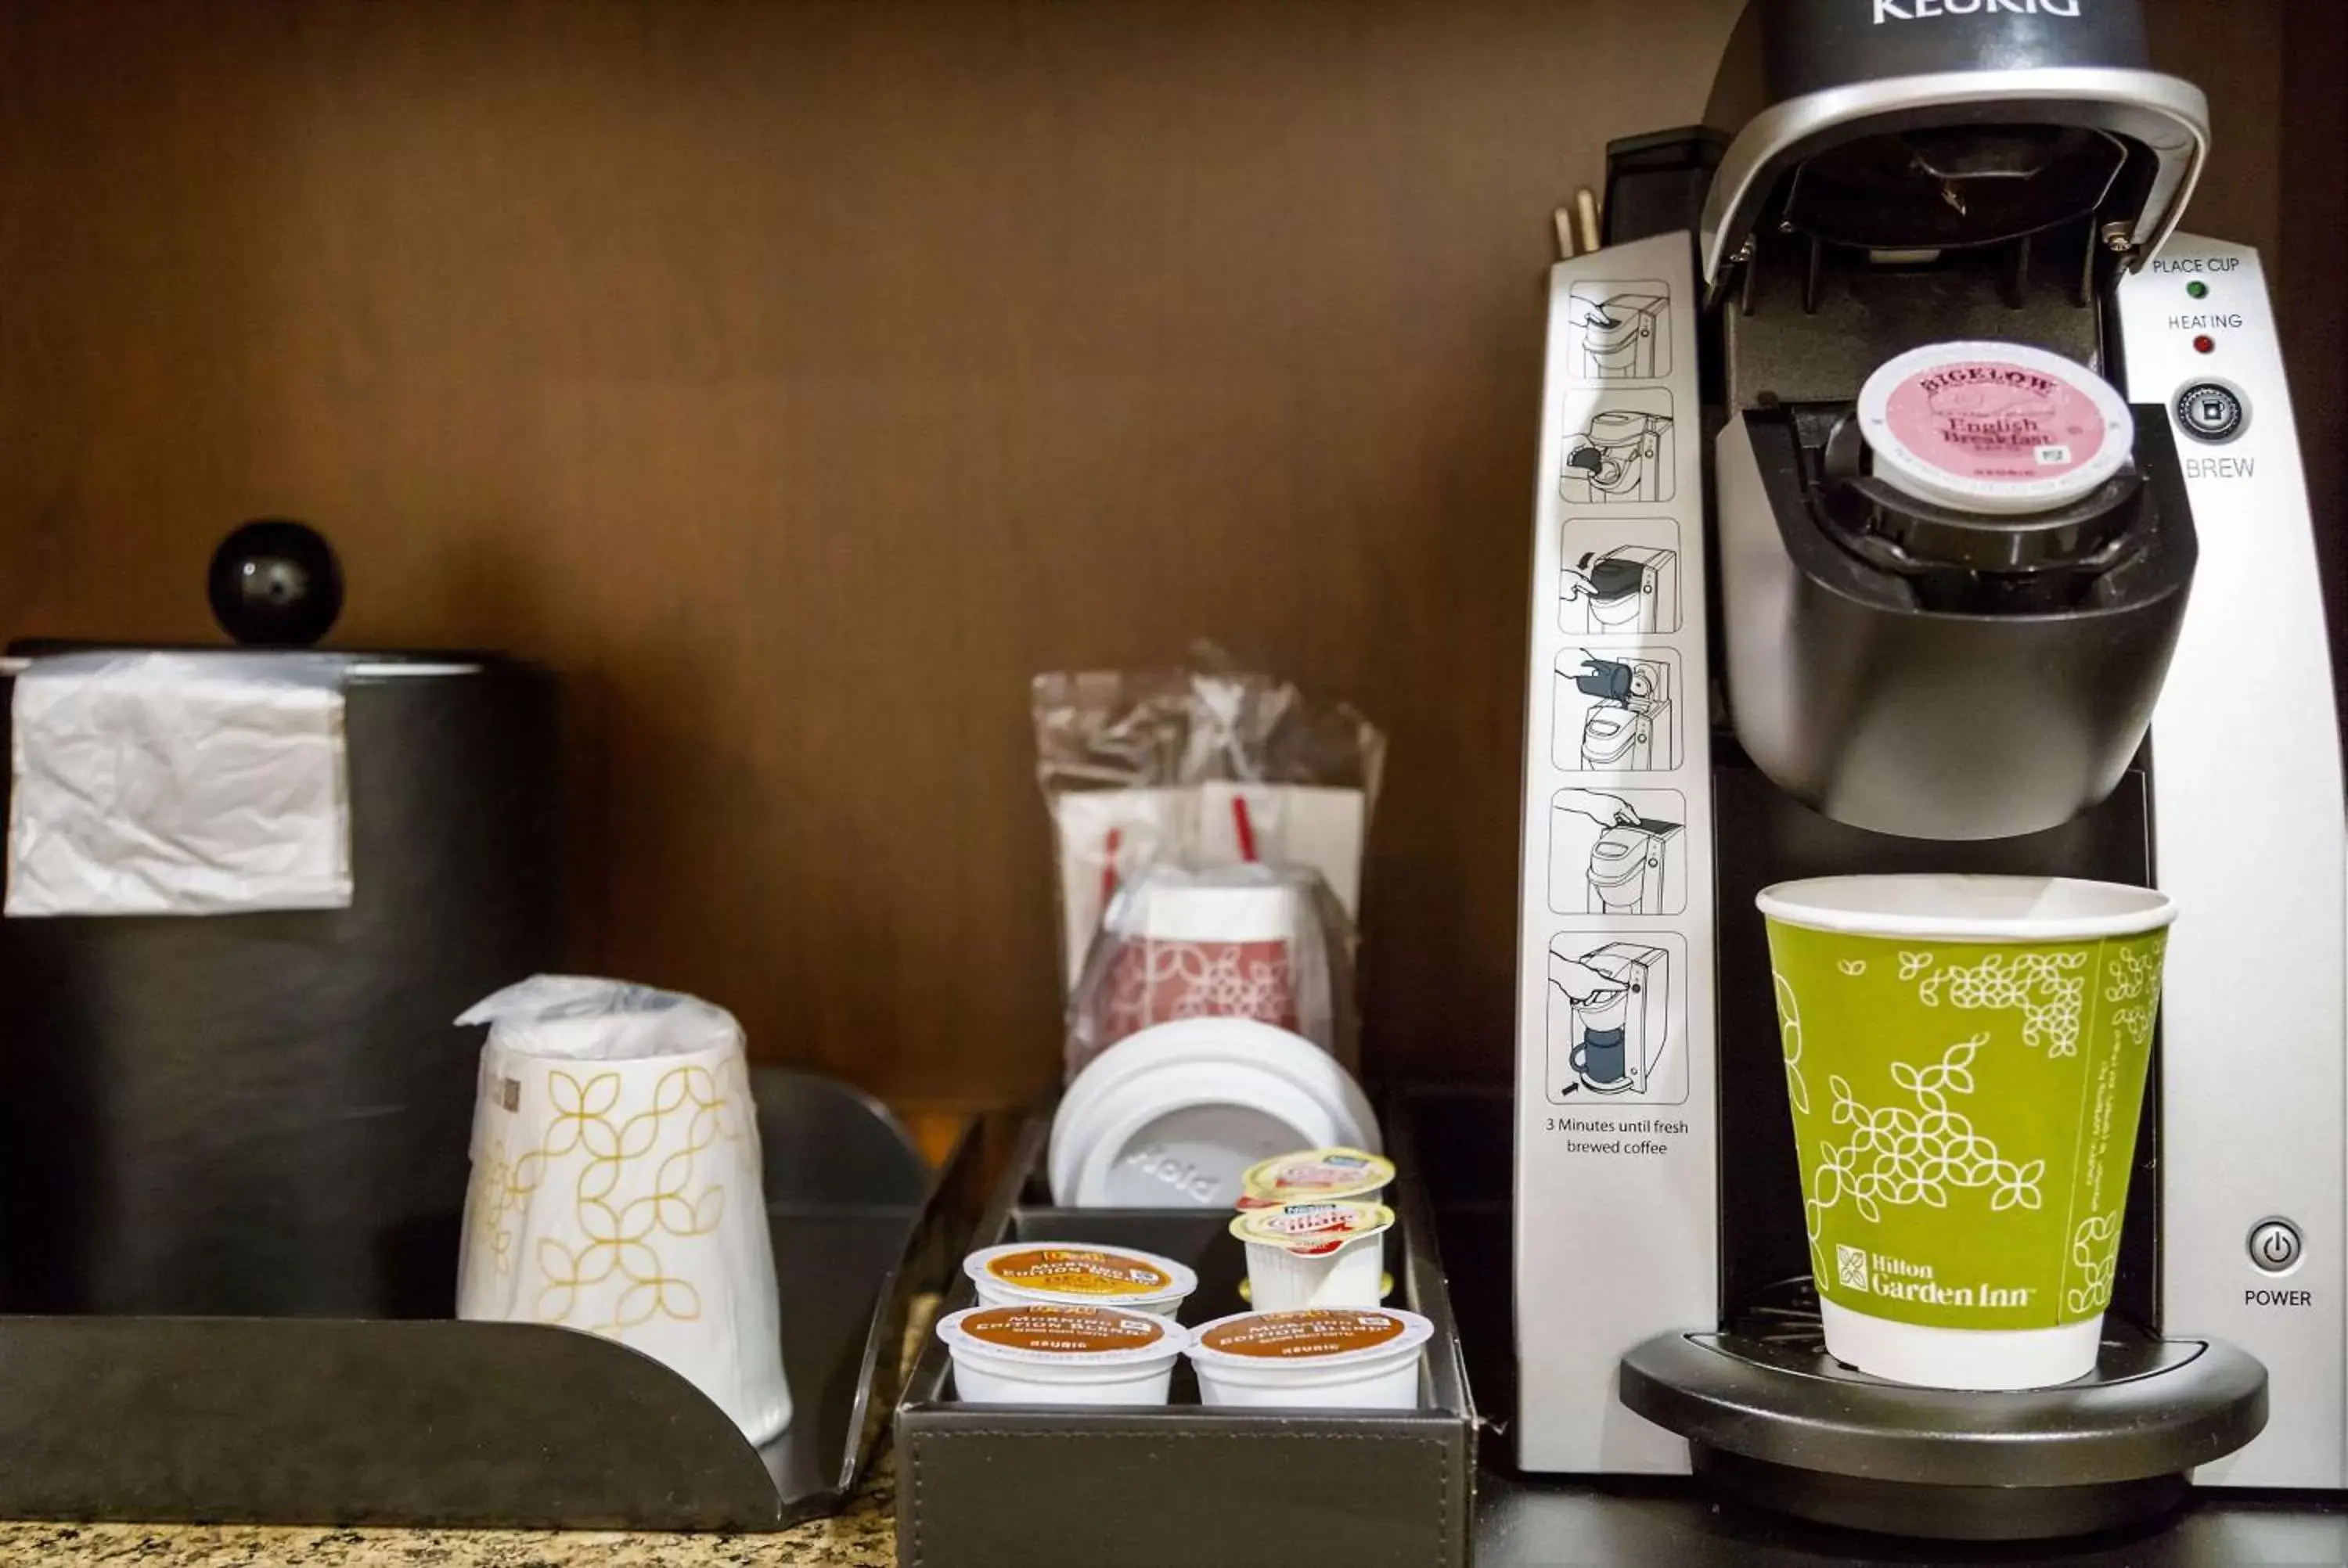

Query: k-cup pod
left=1229, top=1200, right=1394, bottom=1311
left=1759, top=875, right=2177, bottom=1390
left=1856, top=340, right=2133, bottom=517
left=1185, top=1307, right=1432, bottom=1410
left=937, top=1303, right=1189, bottom=1407
left=963, top=1241, right=1197, bottom=1317
left=1234, top=1146, right=1395, bottom=1210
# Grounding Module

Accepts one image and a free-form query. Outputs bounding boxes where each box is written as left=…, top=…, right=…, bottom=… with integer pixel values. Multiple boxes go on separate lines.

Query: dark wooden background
left=2, top=0, right=2340, bottom=1115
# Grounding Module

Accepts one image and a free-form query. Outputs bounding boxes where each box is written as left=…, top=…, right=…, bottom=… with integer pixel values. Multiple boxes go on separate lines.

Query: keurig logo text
left=1874, top=0, right=2083, bottom=21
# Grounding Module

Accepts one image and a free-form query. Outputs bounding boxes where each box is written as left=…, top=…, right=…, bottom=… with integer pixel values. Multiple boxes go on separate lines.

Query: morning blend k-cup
left=1759, top=875, right=2176, bottom=1391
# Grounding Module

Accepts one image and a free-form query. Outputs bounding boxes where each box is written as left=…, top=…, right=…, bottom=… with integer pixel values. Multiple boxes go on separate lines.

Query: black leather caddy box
left=896, top=1108, right=1476, bottom=1568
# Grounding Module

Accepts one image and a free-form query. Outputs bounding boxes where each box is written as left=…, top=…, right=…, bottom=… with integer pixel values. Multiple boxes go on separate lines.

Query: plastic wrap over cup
left=1065, top=864, right=1356, bottom=1081
left=455, top=976, right=791, bottom=1443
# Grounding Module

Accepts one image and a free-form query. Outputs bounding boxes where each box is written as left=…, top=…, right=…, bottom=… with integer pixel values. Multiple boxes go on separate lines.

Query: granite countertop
left=0, top=1458, right=897, bottom=1566
left=0, top=1296, right=939, bottom=1566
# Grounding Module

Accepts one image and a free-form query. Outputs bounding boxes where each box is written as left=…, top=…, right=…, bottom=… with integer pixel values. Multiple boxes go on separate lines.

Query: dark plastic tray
left=0, top=1070, right=975, bottom=1530
left=897, top=1104, right=1477, bottom=1568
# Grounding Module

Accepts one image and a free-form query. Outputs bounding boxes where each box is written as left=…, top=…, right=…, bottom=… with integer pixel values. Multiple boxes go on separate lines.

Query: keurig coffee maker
left=1512, top=0, right=2343, bottom=1538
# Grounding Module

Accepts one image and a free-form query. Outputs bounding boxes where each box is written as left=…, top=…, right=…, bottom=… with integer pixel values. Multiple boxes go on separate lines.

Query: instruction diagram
left=1554, top=649, right=1680, bottom=772
left=1560, top=389, right=1675, bottom=505
left=1561, top=518, right=1681, bottom=635
left=1568, top=282, right=1671, bottom=379
left=1546, top=931, right=1686, bottom=1105
left=1550, top=789, right=1687, bottom=916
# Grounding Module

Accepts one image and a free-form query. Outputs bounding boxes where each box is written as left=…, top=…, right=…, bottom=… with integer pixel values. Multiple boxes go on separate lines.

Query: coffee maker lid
left=1856, top=340, right=2132, bottom=518
left=1695, top=1, right=2207, bottom=289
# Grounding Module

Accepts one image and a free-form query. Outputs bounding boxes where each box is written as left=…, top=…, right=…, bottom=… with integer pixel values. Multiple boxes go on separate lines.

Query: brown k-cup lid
left=1185, top=1307, right=1433, bottom=1368
left=963, top=1242, right=1196, bottom=1305
left=937, top=1302, right=1186, bottom=1365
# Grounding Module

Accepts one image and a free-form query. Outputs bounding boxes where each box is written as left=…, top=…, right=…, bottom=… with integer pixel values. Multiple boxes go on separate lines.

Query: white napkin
left=5, top=652, right=352, bottom=917
left=455, top=976, right=792, bottom=1444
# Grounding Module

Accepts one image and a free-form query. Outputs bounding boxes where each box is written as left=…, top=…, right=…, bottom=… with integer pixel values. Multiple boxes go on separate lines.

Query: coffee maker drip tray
left=1619, top=1278, right=2267, bottom=1542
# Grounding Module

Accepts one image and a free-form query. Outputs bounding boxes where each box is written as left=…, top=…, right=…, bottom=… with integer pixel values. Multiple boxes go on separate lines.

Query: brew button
left=2177, top=380, right=2248, bottom=444
left=2249, top=1220, right=2301, bottom=1274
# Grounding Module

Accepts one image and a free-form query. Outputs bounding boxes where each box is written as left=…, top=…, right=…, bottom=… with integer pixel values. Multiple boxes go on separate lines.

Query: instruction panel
left=1513, top=232, right=1717, bottom=1475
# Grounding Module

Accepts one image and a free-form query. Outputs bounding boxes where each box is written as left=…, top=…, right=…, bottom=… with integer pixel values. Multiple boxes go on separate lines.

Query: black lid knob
left=207, top=520, right=344, bottom=647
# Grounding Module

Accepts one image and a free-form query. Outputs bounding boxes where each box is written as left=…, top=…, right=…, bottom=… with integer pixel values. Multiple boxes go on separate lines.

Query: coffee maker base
left=1618, top=1279, right=2269, bottom=1541
left=1687, top=1447, right=2190, bottom=1542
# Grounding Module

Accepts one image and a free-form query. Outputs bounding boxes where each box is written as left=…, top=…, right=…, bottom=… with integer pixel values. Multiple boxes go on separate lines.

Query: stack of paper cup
left=456, top=976, right=792, bottom=1444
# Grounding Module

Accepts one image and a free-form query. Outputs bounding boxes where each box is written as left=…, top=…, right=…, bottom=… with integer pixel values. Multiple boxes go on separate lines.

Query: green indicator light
left=2187, top=280, right=2209, bottom=300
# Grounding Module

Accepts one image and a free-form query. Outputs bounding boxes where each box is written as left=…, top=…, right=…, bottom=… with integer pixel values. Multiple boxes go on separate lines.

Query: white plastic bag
left=455, top=976, right=791, bottom=1444
left=5, top=652, right=353, bottom=916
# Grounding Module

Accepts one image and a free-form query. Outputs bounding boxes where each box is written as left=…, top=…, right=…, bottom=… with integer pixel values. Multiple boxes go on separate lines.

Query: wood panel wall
left=0, top=0, right=2333, bottom=1112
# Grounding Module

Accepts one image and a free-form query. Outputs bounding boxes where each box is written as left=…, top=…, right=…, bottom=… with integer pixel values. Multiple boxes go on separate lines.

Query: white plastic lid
left=1856, top=341, right=2132, bottom=517
left=963, top=1242, right=1197, bottom=1307
left=936, top=1303, right=1187, bottom=1366
left=1184, top=1307, right=1433, bottom=1370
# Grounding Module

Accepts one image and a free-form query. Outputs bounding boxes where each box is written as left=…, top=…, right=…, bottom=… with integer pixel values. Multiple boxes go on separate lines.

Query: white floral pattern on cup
left=1097, top=937, right=1298, bottom=1045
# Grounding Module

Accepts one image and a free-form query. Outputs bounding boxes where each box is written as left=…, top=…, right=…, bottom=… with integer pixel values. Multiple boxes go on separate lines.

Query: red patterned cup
left=1096, top=885, right=1300, bottom=1046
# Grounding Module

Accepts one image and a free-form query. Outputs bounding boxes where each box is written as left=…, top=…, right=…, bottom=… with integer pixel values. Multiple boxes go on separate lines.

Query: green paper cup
left=1757, top=876, right=2177, bottom=1391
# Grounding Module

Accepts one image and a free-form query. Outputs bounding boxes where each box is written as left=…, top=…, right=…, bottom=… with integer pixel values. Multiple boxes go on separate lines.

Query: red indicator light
left=2194, top=335, right=2217, bottom=354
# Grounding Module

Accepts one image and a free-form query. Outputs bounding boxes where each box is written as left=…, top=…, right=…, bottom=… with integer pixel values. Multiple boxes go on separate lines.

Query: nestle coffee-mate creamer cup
left=1234, top=1147, right=1395, bottom=1210
left=1229, top=1201, right=1394, bottom=1313
left=1759, top=875, right=2176, bottom=1390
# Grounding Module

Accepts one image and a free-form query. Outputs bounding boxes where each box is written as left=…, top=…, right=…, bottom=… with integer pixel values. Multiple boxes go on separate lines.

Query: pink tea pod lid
left=1856, top=341, right=2133, bottom=517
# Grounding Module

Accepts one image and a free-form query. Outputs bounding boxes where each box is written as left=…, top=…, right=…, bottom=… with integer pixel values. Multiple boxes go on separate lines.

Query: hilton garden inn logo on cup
left=1837, top=1245, right=2036, bottom=1310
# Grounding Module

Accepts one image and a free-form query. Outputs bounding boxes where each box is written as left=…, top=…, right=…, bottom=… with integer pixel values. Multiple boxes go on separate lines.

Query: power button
left=2249, top=1219, right=2301, bottom=1274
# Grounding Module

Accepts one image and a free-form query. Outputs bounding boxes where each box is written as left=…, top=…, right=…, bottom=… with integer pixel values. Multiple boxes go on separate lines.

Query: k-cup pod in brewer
left=1234, top=1147, right=1395, bottom=1210
left=1759, top=876, right=2177, bottom=1390
left=456, top=976, right=791, bottom=1444
left=1185, top=1307, right=1432, bottom=1410
left=963, top=1242, right=1197, bottom=1318
left=1230, top=1200, right=1394, bottom=1311
left=937, top=1303, right=1190, bottom=1407
left=1856, top=340, right=2133, bottom=517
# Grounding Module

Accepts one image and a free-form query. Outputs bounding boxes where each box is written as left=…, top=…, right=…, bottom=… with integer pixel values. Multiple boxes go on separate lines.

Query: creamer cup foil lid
left=1235, top=1147, right=1395, bottom=1210
left=963, top=1242, right=1197, bottom=1306
left=1228, top=1199, right=1395, bottom=1257
left=1186, top=1307, right=1433, bottom=1368
left=937, top=1303, right=1187, bottom=1365
left=1856, top=340, right=2132, bottom=517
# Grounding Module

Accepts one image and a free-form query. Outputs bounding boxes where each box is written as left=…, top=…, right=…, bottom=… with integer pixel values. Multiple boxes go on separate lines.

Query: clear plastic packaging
left=1033, top=653, right=1385, bottom=1000
left=1064, top=862, right=1359, bottom=1081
